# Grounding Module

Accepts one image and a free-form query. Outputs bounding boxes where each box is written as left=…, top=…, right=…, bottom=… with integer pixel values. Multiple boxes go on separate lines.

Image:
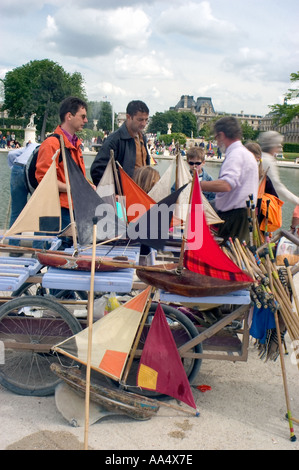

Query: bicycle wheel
left=120, top=302, right=202, bottom=397
left=0, top=296, right=82, bottom=396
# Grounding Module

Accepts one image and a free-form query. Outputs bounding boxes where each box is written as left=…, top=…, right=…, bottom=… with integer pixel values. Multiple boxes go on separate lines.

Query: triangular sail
left=174, top=152, right=222, bottom=225
left=183, top=173, right=253, bottom=283
left=2, top=154, right=61, bottom=240
left=65, top=152, right=126, bottom=245
left=137, top=303, right=197, bottom=410
left=127, top=184, right=187, bottom=250
left=148, top=160, right=174, bottom=201
left=174, top=151, right=192, bottom=221
left=96, top=155, right=117, bottom=213
left=119, top=166, right=182, bottom=229
left=150, top=154, right=157, bottom=165
left=53, top=287, right=152, bottom=381
left=119, top=167, right=156, bottom=223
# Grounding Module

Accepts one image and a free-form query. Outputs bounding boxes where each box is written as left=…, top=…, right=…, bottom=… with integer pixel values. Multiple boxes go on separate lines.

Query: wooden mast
left=60, top=135, right=78, bottom=251
left=176, top=170, right=196, bottom=274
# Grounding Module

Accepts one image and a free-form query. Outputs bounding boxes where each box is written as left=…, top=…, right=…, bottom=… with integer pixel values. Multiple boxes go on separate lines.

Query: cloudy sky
left=0, top=0, right=298, bottom=118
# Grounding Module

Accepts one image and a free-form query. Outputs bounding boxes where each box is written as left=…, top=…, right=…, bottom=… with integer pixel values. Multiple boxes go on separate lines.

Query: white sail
left=174, top=152, right=223, bottom=225
left=2, top=153, right=61, bottom=241
left=96, top=155, right=117, bottom=212
left=148, top=160, right=175, bottom=201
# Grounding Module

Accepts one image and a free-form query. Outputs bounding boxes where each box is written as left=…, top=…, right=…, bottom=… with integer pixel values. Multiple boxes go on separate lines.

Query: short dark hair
left=187, top=146, right=205, bottom=161
left=126, top=100, right=149, bottom=117
left=59, top=96, right=88, bottom=122
left=214, top=116, right=242, bottom=140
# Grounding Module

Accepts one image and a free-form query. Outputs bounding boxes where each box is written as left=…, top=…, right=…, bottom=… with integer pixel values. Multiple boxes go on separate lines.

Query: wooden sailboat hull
left=37, top=252, right=131, bottom=272
left=136, top=263, right=252, bottom=297
left=50, top=363, right=159, bottom=421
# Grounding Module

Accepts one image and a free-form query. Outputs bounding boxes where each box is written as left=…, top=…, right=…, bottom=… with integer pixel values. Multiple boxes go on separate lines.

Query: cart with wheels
left=0, top=239, right=252, bottom=398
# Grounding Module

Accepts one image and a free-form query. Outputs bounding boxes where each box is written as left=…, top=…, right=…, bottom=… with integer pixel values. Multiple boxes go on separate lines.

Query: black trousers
left=216, top=208, right=249, bottom=244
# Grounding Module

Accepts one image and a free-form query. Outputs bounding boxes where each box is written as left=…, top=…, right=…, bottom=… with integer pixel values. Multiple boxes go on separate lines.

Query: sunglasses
left=188, top=161, right=202, bottom=166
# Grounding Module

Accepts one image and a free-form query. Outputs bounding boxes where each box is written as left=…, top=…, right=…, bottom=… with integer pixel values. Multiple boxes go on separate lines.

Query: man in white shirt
left=200, top=116, right=258, bottom=243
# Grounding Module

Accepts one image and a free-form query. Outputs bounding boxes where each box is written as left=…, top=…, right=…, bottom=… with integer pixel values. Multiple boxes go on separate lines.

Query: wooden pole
left=175, top=145, right=179, bottom=192
left=274, top=309, right=297, bottom=442
left=59, top=135, right=78, bottom=251
left=84, top=217, right=98, bottom=450
left=284, top=258, right=299, bottom=316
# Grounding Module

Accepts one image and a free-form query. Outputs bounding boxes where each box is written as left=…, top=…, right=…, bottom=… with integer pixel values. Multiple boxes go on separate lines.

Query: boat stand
left=159, top=289, right=251, bottom=363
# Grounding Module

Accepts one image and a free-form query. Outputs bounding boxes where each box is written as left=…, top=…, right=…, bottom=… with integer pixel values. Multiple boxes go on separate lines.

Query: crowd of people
left=0, top=130, right=21, bottom=149
left=6, top=96, right=299, bottom=251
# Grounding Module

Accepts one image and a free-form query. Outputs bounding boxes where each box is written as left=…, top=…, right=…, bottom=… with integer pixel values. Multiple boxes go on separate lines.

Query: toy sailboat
left=136, top=172, right=254, bottom=297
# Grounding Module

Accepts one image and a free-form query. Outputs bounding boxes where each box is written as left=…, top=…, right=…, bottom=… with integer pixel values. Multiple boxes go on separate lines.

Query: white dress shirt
left=215, top=141, right=258, bottom=212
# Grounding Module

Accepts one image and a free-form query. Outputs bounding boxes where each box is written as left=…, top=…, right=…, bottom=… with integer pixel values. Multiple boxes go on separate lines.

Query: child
left=187, top=146, right=215, bottom=202
left=132, top=166, right=160, bottom=193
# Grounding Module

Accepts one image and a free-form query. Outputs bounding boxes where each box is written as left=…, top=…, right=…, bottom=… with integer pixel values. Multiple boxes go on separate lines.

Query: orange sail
left=119, top=167, right=182, bottom=227
left=119, top=167, right=155, bottom=223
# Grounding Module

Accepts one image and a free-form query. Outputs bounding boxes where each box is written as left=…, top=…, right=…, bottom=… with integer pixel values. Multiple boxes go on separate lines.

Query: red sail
left=184, top=174, right=253, bottom=283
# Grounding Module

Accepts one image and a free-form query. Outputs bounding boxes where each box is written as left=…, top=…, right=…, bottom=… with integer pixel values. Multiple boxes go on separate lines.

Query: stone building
left=170, top=94, right=263, bottom=134
left=259, top=113, right=299, bottom=143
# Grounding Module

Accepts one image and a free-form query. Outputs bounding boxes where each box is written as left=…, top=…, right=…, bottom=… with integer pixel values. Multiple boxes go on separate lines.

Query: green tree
left=270, top=71, right=299, bottom=125
left=98, top=101, right=114, bottom=132
left=87, top=100, right=115, bottom=132
left=2, top=59, right=87, bottom=140
left=148, top=110, right=197, bottom=136
left=199, top=116, right=219, bottom=140
left=180, top=112, right=197, bottom=137
left=241, top=121, right=259, bottom=141
left=148, top=112, right=168, bottom=134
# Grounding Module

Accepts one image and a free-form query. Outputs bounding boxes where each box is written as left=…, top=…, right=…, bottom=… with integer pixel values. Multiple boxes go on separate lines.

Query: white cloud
left=0, top=0, right=298, bottom=117
left=41, top=15, right=58, bottom=38
left=40, top=7, right=151, bottom=58
left=92, top=81, right=127, bottom=98
left=115, top=52, right=173, bottom=80
left=157, top=1, right=237, bottom=43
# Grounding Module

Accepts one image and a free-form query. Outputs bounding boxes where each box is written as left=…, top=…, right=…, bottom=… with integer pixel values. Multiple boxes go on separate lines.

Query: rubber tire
left=0, top=296, right=82, bottom=396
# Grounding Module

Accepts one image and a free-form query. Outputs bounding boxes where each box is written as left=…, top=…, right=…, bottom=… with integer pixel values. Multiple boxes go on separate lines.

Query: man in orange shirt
left=35, top=96, right=88, bottom=232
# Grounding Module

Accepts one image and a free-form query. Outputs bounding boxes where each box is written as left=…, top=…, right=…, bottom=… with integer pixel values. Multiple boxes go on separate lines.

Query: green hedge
left=158, top=133, right=187, bottom=146
left=283, top=142, right=299, bottom=153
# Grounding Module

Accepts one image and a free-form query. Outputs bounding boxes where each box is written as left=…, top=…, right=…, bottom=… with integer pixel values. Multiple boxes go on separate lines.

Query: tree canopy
left=270, top=71, right=299, bottom=126
left=87, top=101, right=115, bottom=132
left=148, top=110, right=197, bottom=137
left=2, top=59, right=87, bottom=140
